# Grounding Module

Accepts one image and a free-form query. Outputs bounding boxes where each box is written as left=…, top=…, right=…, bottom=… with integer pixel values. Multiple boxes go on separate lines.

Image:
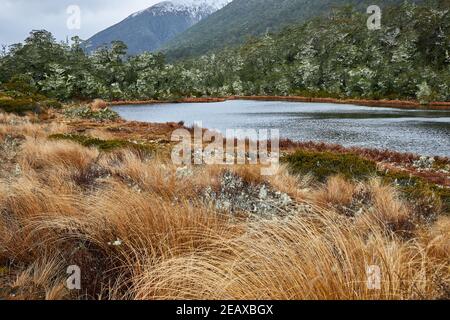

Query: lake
left=113, top=100, right=450, bottom=157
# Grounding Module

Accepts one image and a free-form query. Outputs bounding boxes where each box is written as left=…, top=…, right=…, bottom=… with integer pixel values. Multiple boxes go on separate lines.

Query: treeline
left=162, top=0, right=423, bottom=61
left=0, top=2, right=449, bottom=107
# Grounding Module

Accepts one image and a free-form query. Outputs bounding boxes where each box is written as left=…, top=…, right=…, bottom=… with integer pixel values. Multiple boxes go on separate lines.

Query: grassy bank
left=0, top=105, right=449, bottom=300
left=106, top=95, right=450, bottom=111
left=230, top=96, right=450, bottom=111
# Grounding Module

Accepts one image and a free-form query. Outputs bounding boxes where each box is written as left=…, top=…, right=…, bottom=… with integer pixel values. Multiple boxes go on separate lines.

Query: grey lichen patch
left=0, top=134, right=25, bottom=179
left=413, top=156, right=436, bottom=170
left=203, top=171, right=299, bottom=217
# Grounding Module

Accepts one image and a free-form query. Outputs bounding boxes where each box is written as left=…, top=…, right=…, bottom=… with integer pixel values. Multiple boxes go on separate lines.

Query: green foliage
left=163, top=0, right=422, bottom=61
left=416, top=81, right=433, bottom=105
left=380, top=171, right=449, bottom=216
left=283, top=150, right=378, bottom=182
left=1, top=74, right=38, bottom=95
left=0, top=74, right=62, bottom=114
left=1, top=31, right=67, bottom=84
left=49, top=133, right=156, bottom=156
left=64, top=106, right=119, bottom=121
left=0, top=97, right=36, bottom=114
left=40, top=99, right=62, bottom=109
left=0, top=2, right=448, bottom=102
left=284, top=149, right=449, bottom=214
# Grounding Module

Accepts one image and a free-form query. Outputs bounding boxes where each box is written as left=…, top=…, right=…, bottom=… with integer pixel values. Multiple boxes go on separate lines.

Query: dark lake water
left=113, top=100, right=450, bottom=156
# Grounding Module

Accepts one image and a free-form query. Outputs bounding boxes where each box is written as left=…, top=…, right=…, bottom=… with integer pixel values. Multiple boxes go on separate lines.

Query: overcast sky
left=0, top=0, right=161, bottom=46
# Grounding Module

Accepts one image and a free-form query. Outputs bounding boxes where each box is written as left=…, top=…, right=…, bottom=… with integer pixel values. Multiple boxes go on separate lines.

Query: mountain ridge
left=83, top=0, right=232, bottom=55
left=162, top=0, right=423, bottom=61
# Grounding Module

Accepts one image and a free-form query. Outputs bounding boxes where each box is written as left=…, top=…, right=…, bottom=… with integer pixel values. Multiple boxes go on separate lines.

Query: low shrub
left=283, top=150, right=377, bottom=182
left=381, top=171, right=449, bottom=217
left=49, top=133, right=155, bottom=157
left=0, top=97, right=37, bottom=115
left=91, top=99, right=108, bottom=111
left=1, top=75, right=38, bottom=95
left=64, top=106, right=119, bottom=121
left=0, top=87, right=62, bottom=115
left=284, top=150, right=449, bottom=216
left=40, top=99, right=62, bottom=109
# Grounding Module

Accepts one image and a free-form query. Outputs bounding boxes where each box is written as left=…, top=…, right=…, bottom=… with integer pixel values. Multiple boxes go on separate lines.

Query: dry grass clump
left=20, top=138, right=98, bottom=171
left=0, top=118, right=448, bottom=300
left=314, top=175, right=357, bottom=208
left=417, top=216, right=450, bottom=262
left=7, top=258, right=69, bottom=300
left=0, top=112, right=68, bottom=140
left=313, top=176, right=415, bottom=234
left=368, top=179, right=415, bottom=235
left=90, top=99, right=108, bottom=111
left=132, top=211, right=449, bottom=300
left=15, top=183, right=239, bottom=298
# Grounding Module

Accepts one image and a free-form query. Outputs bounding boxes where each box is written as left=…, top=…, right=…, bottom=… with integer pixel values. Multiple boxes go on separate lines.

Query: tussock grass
left=0, top=113, right=68, bottom=140
left=0, top=117, right=448, bottom=300
left=132, top=211, right=449, bottom=300
left=90, top=99, right=107, bottom=111
left=20, top=138, right=99, bottom=171
left=9, top=258, right=68, bottom=300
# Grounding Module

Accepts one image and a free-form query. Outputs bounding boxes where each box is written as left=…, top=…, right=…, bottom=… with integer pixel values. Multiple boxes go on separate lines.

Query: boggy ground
left=0, top=106, right=449, bottom=300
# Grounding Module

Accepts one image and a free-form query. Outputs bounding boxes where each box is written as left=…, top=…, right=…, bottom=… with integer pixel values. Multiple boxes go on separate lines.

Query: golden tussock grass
left=0, top=117, right=448, bottom=300
left=0, top=113, right=68, bottom=140
left=313, top=175, right=357, bottom=208
left=131, top=211, right=449, bottom=300
left=19, top=138, right=99, bottom=171
left=90, top=99, right=108, bottom=111
left=9, top=257, right=69, bottom=300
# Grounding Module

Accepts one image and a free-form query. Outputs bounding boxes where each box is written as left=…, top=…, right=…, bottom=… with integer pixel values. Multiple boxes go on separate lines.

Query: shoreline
left=55, top=115, right=450, bottom=187
left=1, top=111, right=449, bottom=301
left=108, top=95, right=450, bottom=110
left=106, top=95, right=450, bottom=162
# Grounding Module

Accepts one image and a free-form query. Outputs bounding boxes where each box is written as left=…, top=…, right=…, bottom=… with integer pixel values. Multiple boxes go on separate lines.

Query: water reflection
left=113, top=100, right=450, bottom=156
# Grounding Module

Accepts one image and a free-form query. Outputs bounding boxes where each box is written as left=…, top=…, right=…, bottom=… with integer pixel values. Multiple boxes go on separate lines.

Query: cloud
left=0, top=0, right=160, bottom=45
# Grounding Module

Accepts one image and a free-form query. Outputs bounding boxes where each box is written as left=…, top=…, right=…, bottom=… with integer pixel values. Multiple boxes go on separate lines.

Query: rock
left=280, top=193, right=292, bottom=206
left=259, top=185, right=268, bottom=200
left=14, top=164, right=21, bottom=176
left=176, top=166, right=194, bottom=179
left=413, top=156, right=435, bottom=169
left=203, top=171, right=295, bottom=217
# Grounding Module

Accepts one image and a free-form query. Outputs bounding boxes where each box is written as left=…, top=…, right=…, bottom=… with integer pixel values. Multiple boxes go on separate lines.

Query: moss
left=433, top=158, right=450, bottom=171
left=49, top=133, right=156, bottom=156
left=40, top=99, right=62, bottom=109
left=284, top=150, right=449, bottom=216
left=0, top=87, right=61, bottom=115
left=283, top=150, right=377, bottom=182
left=0, top=266, right=7, bottom=276
left=380, top=171, right=448, bottom=216
left=0, top=97, right=37, bottom=115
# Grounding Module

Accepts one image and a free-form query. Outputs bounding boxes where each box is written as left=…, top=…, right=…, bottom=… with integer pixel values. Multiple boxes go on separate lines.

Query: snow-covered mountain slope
left=84, top=0, right=232, bottom=55
left=131, top=0, right=231, bottom=18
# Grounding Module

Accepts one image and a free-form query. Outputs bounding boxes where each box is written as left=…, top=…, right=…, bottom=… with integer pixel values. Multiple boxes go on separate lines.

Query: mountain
left=162, top=0, right=422, bottom=60
left=83, top=0, right=232, bottom=55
